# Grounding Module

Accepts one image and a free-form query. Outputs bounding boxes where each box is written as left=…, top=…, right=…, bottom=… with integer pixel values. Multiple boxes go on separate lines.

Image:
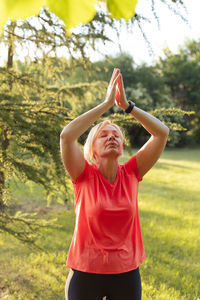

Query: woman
left=60, top=68, right=169, bottom=300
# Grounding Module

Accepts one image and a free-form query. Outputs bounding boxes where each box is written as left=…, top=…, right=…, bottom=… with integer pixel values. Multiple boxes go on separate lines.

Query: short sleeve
left=123, top=155, right=143, bottom=182
left=72, top=160, right=90, bottom=184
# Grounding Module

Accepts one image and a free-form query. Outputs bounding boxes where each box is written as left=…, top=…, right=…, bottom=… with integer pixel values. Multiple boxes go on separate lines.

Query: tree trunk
left=7, top=21, right=16, bottom=90
left=0, top=128, right=9, bottom=210
left=0, top=168, right=5, bottom=210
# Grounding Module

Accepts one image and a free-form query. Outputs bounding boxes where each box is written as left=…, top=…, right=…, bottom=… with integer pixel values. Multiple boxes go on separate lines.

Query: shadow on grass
left=162, top=148, right=200, bottom=163
left=140, top=179, right=200, bottom=204
left=153, top=161, right=199, bottom=171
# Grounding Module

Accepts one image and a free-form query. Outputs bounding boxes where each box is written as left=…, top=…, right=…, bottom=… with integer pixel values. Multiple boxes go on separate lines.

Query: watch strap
left=125, top=101, right=135, bottom=113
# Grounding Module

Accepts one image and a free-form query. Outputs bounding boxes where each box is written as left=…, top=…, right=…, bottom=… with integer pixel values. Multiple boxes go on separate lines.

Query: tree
left=0, top=3, right=192, bottom=247
left=158, top=40, right=200, bottom=145
left=0, top=9, right=113, bottom=246
left=69, top=52, right=191, bottom=147
left=0, top=0, right=188, bottom=49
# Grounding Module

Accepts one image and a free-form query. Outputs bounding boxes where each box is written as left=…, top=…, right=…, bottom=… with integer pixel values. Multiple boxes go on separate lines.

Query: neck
left=95, top=158, right=119, bottom=184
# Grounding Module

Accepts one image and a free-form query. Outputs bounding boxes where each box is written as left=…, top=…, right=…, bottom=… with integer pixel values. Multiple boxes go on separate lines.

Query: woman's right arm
left=60, top=69, right=120, bottom=182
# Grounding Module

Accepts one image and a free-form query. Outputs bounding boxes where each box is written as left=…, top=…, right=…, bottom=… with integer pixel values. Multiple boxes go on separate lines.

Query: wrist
left=124, top=100, right=135, bottom=113
left=123, top=102, right=130, bottom=111
left=103, top=100, right=113, bottom=110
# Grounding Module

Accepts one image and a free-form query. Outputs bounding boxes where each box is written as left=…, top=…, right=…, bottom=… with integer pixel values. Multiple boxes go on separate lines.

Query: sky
left=85, top=0, right=200, bottom=65
left=96, top=0, right=200, bottom=64
left=0, top=0, right=200, bottom=66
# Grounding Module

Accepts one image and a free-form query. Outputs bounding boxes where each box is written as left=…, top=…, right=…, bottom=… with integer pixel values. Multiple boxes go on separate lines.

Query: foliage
left=1, top=8, right=114, bottom=64
left=158, top=39, right=200, bottom=144
left=0, top=3, right=195, bottom=247
left=0, top=0, right=138, bottom=31
left=0, top=9, right=113, bottom=243
left=0, top=0, right=188, bottom=51
left=0, top=64, right=70, bottom=244
left=0, top=209, right=57, bottom=250
left=70, top=53, right=193, bottom=147
left=0, top=0, right=187, bottom=32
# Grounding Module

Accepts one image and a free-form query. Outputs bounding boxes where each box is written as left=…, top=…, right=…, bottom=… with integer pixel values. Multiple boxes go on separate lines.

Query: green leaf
left=47, top=0, right=97, bottom=29
left=0, top=0, right=138, bottom=30
left=0, top=0, right=45, bottom=28
left=107, top=0, right=138, bottom=20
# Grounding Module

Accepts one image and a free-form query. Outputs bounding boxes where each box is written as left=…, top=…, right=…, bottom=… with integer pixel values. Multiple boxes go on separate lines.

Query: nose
left=108, top=133, right=115, bottom=140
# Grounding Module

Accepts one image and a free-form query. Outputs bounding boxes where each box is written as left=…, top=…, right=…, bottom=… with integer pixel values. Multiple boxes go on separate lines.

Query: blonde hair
left=84, top=120, right=124, bottom=164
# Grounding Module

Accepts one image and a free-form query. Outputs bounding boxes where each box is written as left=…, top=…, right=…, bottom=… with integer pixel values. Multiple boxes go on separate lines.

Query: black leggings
left=65, top=268, right=142, bottom=300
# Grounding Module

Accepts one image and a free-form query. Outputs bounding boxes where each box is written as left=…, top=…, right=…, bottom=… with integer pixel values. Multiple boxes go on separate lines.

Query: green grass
left=138, top=149, right=200, bottom=300
left=0, top=149, right=200, bottom=299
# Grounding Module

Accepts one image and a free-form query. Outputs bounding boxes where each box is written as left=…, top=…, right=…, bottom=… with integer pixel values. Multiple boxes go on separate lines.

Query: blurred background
left=0, top=0, right=199, bottom=299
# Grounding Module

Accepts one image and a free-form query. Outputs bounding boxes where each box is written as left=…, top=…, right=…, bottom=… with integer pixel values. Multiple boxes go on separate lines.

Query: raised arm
left=60, top=69, right=120, bottom=182
left=115, top=72, right=169, bottom=178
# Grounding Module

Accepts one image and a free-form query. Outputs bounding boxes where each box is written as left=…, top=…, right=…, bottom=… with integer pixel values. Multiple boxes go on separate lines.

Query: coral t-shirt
left=66, top=155, right=145, bottom=274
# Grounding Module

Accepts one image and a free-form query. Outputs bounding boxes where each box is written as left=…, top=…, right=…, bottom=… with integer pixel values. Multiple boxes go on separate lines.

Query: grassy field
left=0, top=149, right=200, bottom=300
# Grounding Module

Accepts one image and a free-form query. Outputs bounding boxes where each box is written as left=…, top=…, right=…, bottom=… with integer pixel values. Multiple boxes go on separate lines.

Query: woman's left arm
left=129, top=106, right=169, bottom=178
left=116, top=72, right=169, bottom=178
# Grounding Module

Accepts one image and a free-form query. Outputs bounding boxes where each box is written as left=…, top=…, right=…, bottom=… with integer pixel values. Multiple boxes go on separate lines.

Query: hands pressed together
left=105, top=68, right=129, bottom=111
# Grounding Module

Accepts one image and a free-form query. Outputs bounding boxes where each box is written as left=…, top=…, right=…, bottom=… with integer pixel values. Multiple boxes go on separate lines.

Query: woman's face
left=93, top=124, right=123, bottom=162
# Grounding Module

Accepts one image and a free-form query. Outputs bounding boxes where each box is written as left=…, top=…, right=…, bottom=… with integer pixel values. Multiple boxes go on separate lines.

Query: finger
left=107, top=74, right=120, bottom=103
left=108, top=73, right=120, bottom=99
left=112, top=73, right=121, bottom=87
left=118, top=73, right=124, bottom=91
left=112, top=74, right=121, bottom=101
left=110, top=68, right=120, bottom=86
left=115, top=85, right=120, bottom=103
left=117, top=77, right=120, bottom=89
left=116, top=84, right=120, bottom=95
left=109, top=68, right=116, bottom=85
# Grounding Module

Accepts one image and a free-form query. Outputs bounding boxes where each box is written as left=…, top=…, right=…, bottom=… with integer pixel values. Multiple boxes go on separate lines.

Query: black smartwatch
left=125, top=101, right=135, bottom=113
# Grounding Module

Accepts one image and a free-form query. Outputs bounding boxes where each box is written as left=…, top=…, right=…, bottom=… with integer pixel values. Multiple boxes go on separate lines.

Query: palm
left=105, top=69, right=120, bottom=105
left=115, top=74, right=128, bottom=110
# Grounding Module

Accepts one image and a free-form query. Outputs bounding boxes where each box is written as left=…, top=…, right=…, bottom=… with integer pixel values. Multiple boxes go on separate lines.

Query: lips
left=106, top=142, right=118, bottom=147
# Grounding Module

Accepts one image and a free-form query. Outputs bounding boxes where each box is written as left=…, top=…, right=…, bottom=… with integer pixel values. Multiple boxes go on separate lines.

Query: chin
left=107, top=149, right=122, bottom=158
